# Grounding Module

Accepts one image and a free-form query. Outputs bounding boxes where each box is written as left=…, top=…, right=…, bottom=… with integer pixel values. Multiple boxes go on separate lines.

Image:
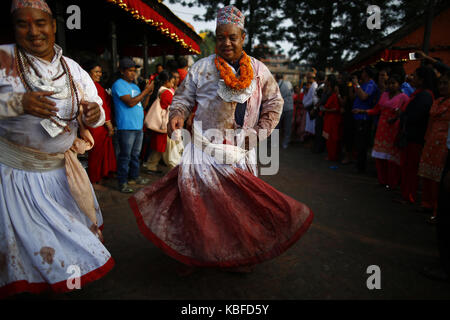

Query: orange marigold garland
left=215, top=51, right=254, bottom=91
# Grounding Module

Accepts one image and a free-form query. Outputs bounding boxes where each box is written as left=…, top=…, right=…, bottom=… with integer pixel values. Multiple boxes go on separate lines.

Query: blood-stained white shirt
left=0, top=44, right=104, bottom=153
left=170, top=54, right=283, bottom=136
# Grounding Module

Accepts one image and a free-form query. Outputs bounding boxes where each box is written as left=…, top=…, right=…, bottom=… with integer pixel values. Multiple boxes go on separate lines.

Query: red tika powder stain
left=0, top=50, right=18, bottom=77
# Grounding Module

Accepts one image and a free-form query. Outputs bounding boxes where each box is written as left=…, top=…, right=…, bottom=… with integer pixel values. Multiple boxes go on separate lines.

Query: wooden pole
left=422, top=0, right=434, bottom=55
left=143, top=34, right=149, bottom=78
left=110, top=21, right=118, bottom=74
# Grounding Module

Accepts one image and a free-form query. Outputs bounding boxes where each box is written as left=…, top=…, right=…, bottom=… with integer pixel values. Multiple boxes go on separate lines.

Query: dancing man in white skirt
left=0, top=0, right=114, bottom=298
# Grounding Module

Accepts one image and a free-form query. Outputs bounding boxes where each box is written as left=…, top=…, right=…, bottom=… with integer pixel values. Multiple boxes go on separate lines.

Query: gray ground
left=61, top=142, right=450, bottom=299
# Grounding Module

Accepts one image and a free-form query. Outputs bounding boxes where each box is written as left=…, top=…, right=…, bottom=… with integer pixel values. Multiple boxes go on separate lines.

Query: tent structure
left=344, top=4, right=450, bottom=75
left=0, top=0, right=203, bottom=79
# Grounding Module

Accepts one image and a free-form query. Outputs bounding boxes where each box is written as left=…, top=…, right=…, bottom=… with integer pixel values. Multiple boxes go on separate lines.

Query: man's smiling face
left=13, top=7, right=56, bottom=61
left=215, top=24, right=246, bottom=63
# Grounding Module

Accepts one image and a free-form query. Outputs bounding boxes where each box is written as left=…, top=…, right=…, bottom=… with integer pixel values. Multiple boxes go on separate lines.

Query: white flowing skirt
left=0, top=163, right=114, bottom=298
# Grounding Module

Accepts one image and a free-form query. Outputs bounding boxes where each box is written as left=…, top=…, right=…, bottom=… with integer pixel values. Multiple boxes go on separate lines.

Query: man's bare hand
left=81, top=100, right=101, bottom=125
left=144, top=79, right=155, bottom=95
left=414, top=50, right=426, bottom=60
left=168, top=115, right=184, bottom=137
left=22, top=91, right=58, bottom=118
left=105, top=121, right=114, bottom=137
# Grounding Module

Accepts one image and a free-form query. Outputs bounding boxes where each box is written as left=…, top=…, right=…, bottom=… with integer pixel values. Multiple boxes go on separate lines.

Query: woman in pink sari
left=354, top=74, right=410, bottom=189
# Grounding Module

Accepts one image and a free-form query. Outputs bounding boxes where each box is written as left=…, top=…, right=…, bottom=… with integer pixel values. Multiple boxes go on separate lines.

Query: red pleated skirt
left=129, top=145, right=313, bottom=267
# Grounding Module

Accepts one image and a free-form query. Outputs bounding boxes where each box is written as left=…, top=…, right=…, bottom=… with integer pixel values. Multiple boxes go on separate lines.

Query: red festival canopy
left=105, top=0, right=201, bottom=55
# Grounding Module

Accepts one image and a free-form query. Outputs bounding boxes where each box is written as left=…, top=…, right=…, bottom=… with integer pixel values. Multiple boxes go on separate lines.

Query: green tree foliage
left=196, top=30, right=216, bottom=60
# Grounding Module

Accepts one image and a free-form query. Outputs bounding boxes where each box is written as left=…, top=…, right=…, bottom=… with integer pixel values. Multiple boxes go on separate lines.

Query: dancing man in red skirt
left=129, top=5, right=313, bottom=273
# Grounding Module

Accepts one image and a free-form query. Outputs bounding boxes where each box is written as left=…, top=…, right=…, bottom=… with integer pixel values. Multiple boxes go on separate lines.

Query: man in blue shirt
left=351, top=67, right=379, bottom=173
left=401, top=74, right=415, bottom=97
left=112, top=57, right=154, bottom=193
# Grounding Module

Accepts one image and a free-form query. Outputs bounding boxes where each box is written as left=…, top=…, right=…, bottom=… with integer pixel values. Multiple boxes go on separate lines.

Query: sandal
left=119, top=184, right=134, bottom=193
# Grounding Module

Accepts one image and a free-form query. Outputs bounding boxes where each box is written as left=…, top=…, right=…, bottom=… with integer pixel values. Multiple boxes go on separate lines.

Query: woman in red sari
left=354, top=74, right=410, bottom=189
left=291, top=84, right=306, bottom=142
left=418, top=71, right=450, bottom=222
left=322, top=74, right=342, bottom=161
left=146, top=71, right=177, bottom=173
left=83, top=61, right=117, bottom=184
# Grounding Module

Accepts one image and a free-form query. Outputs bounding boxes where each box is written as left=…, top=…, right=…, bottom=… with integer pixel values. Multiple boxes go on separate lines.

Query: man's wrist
left=11, top=92, right=25, bottom=115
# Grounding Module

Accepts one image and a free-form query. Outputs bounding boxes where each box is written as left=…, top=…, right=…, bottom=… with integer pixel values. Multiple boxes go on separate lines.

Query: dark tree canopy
left=169, top=0, right=285, bottom=58
left=170, top=0, right=447, bottom=69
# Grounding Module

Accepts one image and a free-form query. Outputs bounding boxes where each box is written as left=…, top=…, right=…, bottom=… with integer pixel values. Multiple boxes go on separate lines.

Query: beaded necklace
left=15, top=45, right=80, bottom=131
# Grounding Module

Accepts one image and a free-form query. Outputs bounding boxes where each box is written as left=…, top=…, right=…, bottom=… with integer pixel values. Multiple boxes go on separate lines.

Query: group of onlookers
left=283, top=51, right=450, bottom=282
left=81, top=56, right=189, bottom=193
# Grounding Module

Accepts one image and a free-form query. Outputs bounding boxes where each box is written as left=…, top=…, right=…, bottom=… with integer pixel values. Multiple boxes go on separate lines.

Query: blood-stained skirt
left=0, top=163, right=114, bottom=298
left=129, top=142, right=313, bottom=267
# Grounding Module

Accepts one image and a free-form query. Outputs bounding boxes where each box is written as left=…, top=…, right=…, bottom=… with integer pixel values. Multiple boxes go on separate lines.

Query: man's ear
left=52, top=18, right=57, bottom=34
left=241, top=30, right=246, bottom=41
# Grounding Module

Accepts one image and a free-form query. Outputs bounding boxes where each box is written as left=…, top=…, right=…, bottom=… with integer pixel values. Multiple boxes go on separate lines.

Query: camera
left=409, top=52, right=419, bottom=60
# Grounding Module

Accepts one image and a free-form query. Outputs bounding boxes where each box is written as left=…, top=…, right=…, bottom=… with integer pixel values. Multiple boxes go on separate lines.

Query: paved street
left=64, top=142, right=450, bottom=300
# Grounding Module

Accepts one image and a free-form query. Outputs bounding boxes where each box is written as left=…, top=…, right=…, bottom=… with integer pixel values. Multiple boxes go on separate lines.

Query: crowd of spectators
left=81, top=56, right=189, bottom=193
left=283, top=51, right=450, bottom=282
